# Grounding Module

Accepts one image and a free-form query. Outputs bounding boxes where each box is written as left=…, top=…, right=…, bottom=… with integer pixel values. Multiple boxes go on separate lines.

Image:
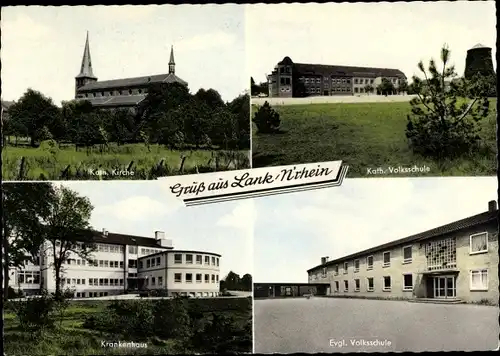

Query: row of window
left=173, top=254, right=219, bottom=267
left=173, top=273, right=219, bottom=284
left=17, top=271, right=41, bottom=284
left=76, top=292, right=108, bottom=298
left=79, top=88, right=147, bottom=99
left=64, top=278, right=125, bottom=287
left=65, top=258, right=124, bottom=268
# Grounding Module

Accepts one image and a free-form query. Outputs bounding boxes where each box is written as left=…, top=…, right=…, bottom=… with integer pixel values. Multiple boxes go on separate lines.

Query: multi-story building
left=267, top=56, right=406, bottom=98
left=137, top=250, right=221, bottom=297
left=307, top=201, right=499, bottom=304
left=74, top=32, right=188, bottom=109
left=8, top=229, right=221, bottom=298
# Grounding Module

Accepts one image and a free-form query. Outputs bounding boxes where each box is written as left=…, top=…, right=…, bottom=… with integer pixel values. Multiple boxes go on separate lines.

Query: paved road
left=254, top=298, right=499, bottom=353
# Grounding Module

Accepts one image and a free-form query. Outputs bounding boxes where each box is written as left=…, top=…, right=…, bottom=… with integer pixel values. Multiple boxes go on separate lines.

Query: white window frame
left=174, top=274, right=182, bottom=283
left=343, top=262, right=348, bottom=274
left=470, top=269, right=488, bottom=291
left=383, top=276, right=391, bottom=291
left=402, top=245, right=413, bottom=264
left=367, top=277, right=374, bottom=292
left=383, top=251, right=391, bottom=267
left=366, top=255, right=373, bottom=270
left=334, top=264, right=339, bottom=276
left=343, top=280, right=349, bottom=292
left=354, top=279, right=360, bottom=292
left=322, top=267, right=327, bottom=277
left=469, top=232, right=488, bottom=255
left=354, top=259, right=360, bottom=273
left=334, top=281, right=339, bottom=292
left=402, top=274, right=413, bottom=291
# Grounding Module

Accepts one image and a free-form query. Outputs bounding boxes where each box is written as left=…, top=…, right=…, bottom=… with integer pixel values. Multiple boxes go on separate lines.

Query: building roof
left=307, top=208, right=498, bottom=273
left=76, top=32, right=97, bottom=80
left=88, top=229, right=173, bottom=249
left=169, top=45, right=175, bottom=65
left=77, top=73, right=188, bottom=92
left=137, top=249, right=221, bottom=260
left=470, top=43, right=490, bottom=50
left=295, top=62, right=406, bottom=79
left=78, top=94, right=146, bottom=108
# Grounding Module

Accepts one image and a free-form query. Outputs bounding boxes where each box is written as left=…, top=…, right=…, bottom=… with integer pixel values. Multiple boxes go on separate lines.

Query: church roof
left=78, top=94, right=146, bottom=108
left=76, top=32, right=97, bottom=79
left=77, top=73, right=188, bottom=92
left=169, top=46, right=175, bottom=65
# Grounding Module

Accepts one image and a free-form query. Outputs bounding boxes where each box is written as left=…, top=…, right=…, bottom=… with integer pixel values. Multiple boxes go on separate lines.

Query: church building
left=74, top=32, right=188, bottom=109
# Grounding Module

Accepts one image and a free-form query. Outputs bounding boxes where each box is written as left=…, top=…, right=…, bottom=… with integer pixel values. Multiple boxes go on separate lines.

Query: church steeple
left=75, top=31, right=98, bottom=97
left=169, top=45, right=175, bottom=74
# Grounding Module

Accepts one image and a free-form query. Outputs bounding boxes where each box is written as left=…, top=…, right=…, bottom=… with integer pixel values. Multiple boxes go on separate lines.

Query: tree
left=194, top=88, right=225, bottom=110
left=377, top=78, right=395, bottom=95
left=227, top=94, right=250, bottom=149
left=398, top=79, right=409, bottom=94
left=41, top=185, right=95, bottom=298
left=405, top=44, right=490, bottom=159
left=241, top=274, right=252, bottom=291
left=252, top=101, right=281, bottom=134
left=2, top=183, right=54, bottom=300
left=7, top=89, right=61, bottom=146
left=363, top=84, right=374, bottom=95
left=222, top=271, right=241, bottom=291
left=250, top=77, right=259, bottom=96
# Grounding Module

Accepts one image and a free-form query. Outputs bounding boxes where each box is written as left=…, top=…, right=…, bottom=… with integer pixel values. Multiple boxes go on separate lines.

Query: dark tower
left=75, top=31, right=98, bottom=98
left=464, top=43, right=495, bottom=80
left=168, top=45, right=175, bottom=75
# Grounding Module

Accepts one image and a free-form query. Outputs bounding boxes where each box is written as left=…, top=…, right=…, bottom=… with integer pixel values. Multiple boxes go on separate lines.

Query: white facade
left=137, top=250, right=221, bottom=297
left=8, top=230, right=178, bottom=298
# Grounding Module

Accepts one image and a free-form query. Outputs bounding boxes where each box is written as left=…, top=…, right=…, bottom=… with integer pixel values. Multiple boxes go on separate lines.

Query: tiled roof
left=78, top=73, right=188, bottom=91
left=307, top=209, right=498, bottom=273
left=295, top=63, right=406, bottom=79
left=78, top=94, right=146, bottom=108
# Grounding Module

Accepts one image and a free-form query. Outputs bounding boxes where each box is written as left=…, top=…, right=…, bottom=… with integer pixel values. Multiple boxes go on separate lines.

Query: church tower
left=169, top=45, right=176, bottom=74
left=75, top=31, right=98, bottom=97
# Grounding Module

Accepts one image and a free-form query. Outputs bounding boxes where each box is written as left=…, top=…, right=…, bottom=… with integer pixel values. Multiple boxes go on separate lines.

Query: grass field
left=1, top=142, right=250, bottom=180
left=252, top=99, right=497, bottom=177
left=4, top=298, right=252, bottom=355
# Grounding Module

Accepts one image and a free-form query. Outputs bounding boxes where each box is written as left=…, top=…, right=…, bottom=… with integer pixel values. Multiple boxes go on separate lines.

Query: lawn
left=4, top=298, right=253, bottom=355
left=251, top=99, right=497, bottom=177
left=1, top=141, right=250, bottom=180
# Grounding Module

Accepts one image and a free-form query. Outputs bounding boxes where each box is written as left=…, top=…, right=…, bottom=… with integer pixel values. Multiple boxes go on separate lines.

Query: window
left=186, top=254, right=193, bottom=264
left=204, top=274, right=210, bottom=283
left=354, top=87, right=359, bottom=93
left=211, top=257, right=216, bottom=265
left=196, top=255, right=202, bottom=264
left=174, top=273, right=182, bottom=283
left=99, top=260, right=104, bottom=267
left=119, top=261, right=124, bottom=268
left=186, top=273, right=193, bottom=283
left=343, top=262, right=348, bottom=274
left=470, top=232, right=488, bottom=254
left=347, top=79, right=351, bottom=84
left=147, top=260, right=151, bottom=268
left=151, top=277, right=156, bottom=286
left=383, top=252, right=391, bottom=267
left=322, top=267, right=327, bottom=277
left=334, top=281, right=339, bottom=292
left=383, top=276, right=391, bottom=291
left=354, top=260, right=360, bottom=273
left=204, top=256, right=210, bottom=264
left=403, top=246, right=412, bottom=263
left=216, top=258, right=219, bottom=266
left=354, top=279, right=360, bottom=291
left=174, top=254, right=183, bottom=264
left=334, top=265, right=339, bottom=275
left=470, top=269, right=488, bottom=290
left=366, top=256, right=373, bottom=270
left=196, top=274, right=202, bottom=283
left=354, top=79, right=358, bottom=84
left=403, top=274, right=413, bottom=291
left=156, top=257, right=161, bottom=265
left=120, top=279, right=124, bottom=286
left=367, top=277, right=374, bottom=292
left=216, top=275, right=219, bottom=282
left=211, top=274, right=215, bottom=283
left=343, top=280, right=349, bottom=292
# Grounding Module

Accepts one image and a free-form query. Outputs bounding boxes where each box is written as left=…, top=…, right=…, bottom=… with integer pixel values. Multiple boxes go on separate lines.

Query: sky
left=59, top=181, right=253, bottom=279
left=1, top=5, right=247, bottom=105
left=246, top=1, right=497, bottom=83
left=253, top=177, right=498, bottom=283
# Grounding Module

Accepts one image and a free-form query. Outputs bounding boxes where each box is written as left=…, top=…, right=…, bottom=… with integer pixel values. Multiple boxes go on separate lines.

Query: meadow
left=252, top=99, right=497, bottom=177
left=3, top=297, right=253, bottom=355
left=2, top=140, right=250, bottom=180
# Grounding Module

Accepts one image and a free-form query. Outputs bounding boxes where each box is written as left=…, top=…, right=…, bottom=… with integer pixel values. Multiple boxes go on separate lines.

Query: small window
left=186, top=273, right=193, bottom=283
left=403, top=246, right=412, bottom=263
left=383, top=276, right=391, bottom=291
left=343, top=280, right=349, bottom=292
left=174, top=273, right=182, bottom=283
left=470, top=232, right=488, bottom=254
left=470, top=269, right=488, bottom=290
left=343, top=262, right=348, bottom=274
left=204, top=274, right=210, bottom=283
left=334, top=265, right=339, bottom=275
left=186, top=255, right=193, bottom=264
left=204, top=256, right=210, bottom=264
left=383, top=252, right=391, bottom=267
left=366, top=256, right=373, bottom=270
left=334, top=281, right=339, bottom=292
left=196, top=274, right=202, bottom=283
left=196, top=255, right=202, bottom=264
left=354, top=279, right=360, bottom=291
left=403, top=274, right=413, bottom=291
left=322, top=267, right=327, bottom=277
left=354, top=260, right=360, bottom=273
left=367, top=277, right=374, bottom=292
left=174, top=254, right=182, bottom=264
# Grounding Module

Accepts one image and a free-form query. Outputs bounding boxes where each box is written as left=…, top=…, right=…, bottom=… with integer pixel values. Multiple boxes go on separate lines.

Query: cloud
left=1, top=13, right=52, bottom=41
left=217, top=200, right=255, bottom=230
left=176, top=31, right=236, bottom=52
left=96, top=196, right=182, bottom=222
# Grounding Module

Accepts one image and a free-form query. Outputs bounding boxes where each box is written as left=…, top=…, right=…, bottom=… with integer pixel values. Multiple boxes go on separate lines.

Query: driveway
left=254, top=298, right=499, bottom=353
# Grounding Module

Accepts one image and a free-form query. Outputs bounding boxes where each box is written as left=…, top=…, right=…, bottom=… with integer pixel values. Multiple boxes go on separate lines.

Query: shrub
left=252, top=101, right=281, bottom=134
left=152, top=298, right=192, bottom=339
left=11, top=290, right=56, bottom=330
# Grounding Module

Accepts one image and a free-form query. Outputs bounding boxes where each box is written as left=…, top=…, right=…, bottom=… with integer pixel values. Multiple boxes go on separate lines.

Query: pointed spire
left=77, top=31, right=96, bottom=78
left=168, top=45, right=176, bottom=75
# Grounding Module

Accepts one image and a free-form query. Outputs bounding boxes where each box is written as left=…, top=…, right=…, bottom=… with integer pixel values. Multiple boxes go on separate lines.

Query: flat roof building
left=307, top=201, right=499, bottom=305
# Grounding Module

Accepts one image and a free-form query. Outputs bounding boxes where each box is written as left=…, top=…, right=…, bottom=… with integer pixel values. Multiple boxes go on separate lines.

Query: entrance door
left=433, top=276, right=456, bottom=298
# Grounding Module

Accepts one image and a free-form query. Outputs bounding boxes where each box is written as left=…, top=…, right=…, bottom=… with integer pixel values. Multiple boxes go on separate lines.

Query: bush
left=11, top=290, right=56, bottom=330
left=153, top=298, right=192, bottom=339
left=252, top=101, right=281, bottom=134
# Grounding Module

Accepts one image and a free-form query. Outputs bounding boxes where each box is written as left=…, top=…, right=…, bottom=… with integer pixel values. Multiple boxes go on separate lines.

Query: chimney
left=321, top=256, right=329, bottom=265
left=154, top=231, right=165, bottom=240
left=102, top=228, right=108, bottom=237
left=488, top=200, right=497, bottom=212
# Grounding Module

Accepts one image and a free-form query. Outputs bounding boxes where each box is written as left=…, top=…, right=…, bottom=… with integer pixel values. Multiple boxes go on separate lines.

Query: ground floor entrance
left=432, top=275, right=456, bottom=299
